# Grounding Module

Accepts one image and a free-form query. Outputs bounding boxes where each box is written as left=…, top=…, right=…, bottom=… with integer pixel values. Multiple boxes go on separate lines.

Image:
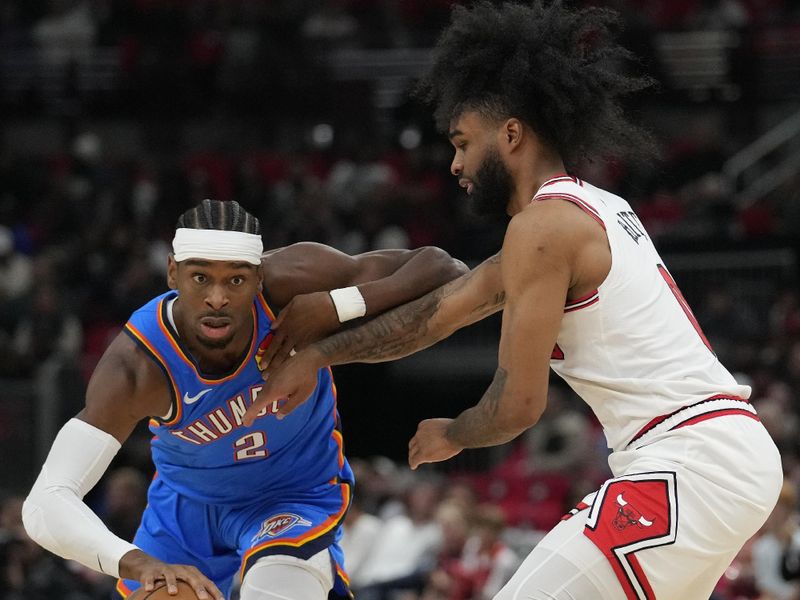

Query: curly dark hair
left=418, top=0, right=657, bottom=167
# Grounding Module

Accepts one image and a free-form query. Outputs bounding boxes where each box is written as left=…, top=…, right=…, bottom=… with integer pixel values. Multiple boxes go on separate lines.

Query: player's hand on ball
left=408, top=419, right=464, bottom=470
left=119, top=549, right=224, bottom=600
left=256, top=292, right=340, bottom=373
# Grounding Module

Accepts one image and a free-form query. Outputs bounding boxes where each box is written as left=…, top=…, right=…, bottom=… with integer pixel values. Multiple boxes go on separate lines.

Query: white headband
left=172, top=228, right=263, bottom=265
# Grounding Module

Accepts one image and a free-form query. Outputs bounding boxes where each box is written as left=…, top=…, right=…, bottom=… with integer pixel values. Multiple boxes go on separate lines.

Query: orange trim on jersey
left=115, top=579, right=133, bottom=598
left=256, top=292, right=276, bottom=321
left=238, top=482, right=352, bottom=580
left=327, top=367, right=346, bottom=469
left=534, top=192, right=606, bottom=230
left=335, top=562, right=351, bottom=586
left=332, top=429, right=345, bottom=470
left=156, top=298, right=258, bottom=384
left=328, top=367, right=338, bottom=400
left=125, top=322, right=183, bottom=425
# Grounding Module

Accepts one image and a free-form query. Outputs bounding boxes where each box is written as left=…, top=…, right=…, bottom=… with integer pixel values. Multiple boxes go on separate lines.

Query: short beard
left=196, top=334, right=234, bottom=350
left=468, top=148, right=514, bottom=217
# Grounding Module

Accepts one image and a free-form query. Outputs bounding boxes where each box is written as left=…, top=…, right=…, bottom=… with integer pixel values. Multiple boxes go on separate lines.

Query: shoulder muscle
left=506, top=199, right=609, bottom=297
left=80, top=332, right=171, bottom=442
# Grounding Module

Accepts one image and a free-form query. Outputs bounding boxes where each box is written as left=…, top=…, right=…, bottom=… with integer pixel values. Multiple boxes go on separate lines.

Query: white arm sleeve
left=22, top=418, right=140, bottom=578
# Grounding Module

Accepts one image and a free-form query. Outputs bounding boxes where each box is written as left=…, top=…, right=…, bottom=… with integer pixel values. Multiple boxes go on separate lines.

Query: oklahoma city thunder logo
left=251, top=513, right=312, bottom=542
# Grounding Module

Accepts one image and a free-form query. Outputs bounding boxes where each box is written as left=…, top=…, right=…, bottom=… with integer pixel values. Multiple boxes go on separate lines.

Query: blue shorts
left=115, top=475, right=353, bottom=599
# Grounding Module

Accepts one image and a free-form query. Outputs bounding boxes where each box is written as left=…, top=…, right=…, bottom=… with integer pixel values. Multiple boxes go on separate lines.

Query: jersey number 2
left=234, top=431, right=268, bottom=461
left=657, top=264, right=714, bottom=354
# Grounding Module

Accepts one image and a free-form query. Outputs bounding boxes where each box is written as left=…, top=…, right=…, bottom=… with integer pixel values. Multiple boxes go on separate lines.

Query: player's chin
left=196, top=332, right=236, bottom=349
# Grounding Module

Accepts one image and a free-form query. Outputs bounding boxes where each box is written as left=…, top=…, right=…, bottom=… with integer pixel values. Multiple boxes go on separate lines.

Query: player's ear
left=502, top=118, right=523, bottom=150
left=167, top=255, right=178, bottom=290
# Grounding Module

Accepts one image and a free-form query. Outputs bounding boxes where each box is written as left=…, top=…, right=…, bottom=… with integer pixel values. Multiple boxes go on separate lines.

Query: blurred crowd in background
left=2, top=0, right=800, bottom=599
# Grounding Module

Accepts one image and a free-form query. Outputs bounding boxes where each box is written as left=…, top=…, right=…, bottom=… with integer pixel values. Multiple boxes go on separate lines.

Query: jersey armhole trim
left=123, top=324, right=181, bottom=425
left=564, top=289, right=600, bottom=312
left=533, top=192, right=606, bottom=231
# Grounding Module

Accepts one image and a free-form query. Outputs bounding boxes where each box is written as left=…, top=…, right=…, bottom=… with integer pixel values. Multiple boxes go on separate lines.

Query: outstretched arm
left=312, top=253, right=504, bottom=363
left=243, top=252, right=504, bottom=425
left=258, top=243, right=468, bottom=369
left=409, top=200, right=608, bottom=469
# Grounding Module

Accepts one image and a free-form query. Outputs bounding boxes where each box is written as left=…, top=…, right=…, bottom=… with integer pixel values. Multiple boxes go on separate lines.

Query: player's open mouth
left=459, top=179, right=474, bottom=195
left=200, top=318, right=231, bottom=339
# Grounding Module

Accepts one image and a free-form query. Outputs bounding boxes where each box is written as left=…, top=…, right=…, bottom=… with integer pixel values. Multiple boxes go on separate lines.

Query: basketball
left=127, top=581, right=199, bottom=600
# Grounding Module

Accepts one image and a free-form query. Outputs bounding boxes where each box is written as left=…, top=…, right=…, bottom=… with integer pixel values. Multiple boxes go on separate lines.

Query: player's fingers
left=276, top=388, right=312, bottom=419
left=266, top=343, right=293, bottom=373
left=143, top=574, right=156, bottom=591
left=261, top=331, right=288, bottom=371
left=244, top=383, right=282, bottom=426
left=409, top=453, right=419, bottom=470
left=184, top=569, right=223, bottom=600
left=275, top=395, right=300, bottom=420
left=272, top=307, right=288, bottom=330
left=163, top=571, right=178, bottom=595
left=243, top=397, right=266, bottom=427
left=177, top=565, right=219, bottom=600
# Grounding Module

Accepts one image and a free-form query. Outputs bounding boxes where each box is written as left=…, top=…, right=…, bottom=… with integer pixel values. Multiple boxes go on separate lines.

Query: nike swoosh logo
left=183, top=389, right=212, bottom=405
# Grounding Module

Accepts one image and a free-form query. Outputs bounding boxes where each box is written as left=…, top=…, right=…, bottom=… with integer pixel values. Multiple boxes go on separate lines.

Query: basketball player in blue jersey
left=22, top=199, right=467, bottom=600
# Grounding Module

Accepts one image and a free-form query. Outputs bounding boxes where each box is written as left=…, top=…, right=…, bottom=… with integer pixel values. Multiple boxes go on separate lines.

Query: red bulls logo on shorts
left=584, top=473, right=678, bottom=600
left=252, top=513, right=312, bottom=543
left=612, top=493, right=655, bottom=531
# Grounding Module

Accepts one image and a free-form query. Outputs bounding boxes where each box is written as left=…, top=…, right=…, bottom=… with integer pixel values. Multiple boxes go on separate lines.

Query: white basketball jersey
left=532, top=175, right=750, bottom=451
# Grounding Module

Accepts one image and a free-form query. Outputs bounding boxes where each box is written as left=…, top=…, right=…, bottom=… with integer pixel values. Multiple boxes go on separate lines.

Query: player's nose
left=450, top=155, right=462, bottom=177
left=205, top=285, right=229, bottom=309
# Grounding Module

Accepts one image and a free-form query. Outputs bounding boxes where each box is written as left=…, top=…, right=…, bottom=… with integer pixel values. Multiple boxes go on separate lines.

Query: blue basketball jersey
left=124, top=290, right=353, bottom=505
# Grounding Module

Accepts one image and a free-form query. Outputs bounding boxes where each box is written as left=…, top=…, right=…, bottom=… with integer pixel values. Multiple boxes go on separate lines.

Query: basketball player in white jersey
left=246, top=2, right=783, bottom=598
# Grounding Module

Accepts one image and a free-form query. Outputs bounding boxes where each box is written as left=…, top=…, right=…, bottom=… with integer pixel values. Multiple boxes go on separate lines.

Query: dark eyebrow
left=227, top=262, right=257, bottom=270
left=448, top=129, right=464, bottom=140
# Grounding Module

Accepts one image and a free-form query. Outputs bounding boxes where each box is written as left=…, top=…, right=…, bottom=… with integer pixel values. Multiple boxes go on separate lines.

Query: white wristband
left=329, top=286, right=367, bottom=322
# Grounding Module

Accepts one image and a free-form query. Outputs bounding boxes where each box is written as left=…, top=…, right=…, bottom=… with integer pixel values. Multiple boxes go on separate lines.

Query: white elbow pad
left=22, top=418, right=139, bottom=578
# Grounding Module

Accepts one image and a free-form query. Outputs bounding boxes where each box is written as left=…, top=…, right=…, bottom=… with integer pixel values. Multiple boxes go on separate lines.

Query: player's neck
left=508, top=155, right=566, bottom=216
left=188, top=329, right=253, bottom=375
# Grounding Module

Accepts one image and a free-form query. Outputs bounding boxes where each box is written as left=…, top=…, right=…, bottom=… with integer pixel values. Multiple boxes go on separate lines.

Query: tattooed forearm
left=470, top=252, right=505, bottom=317
left=446, top=368, right=526, bottom=448
left=315, top=274, right=463, bottom=364
left=470, top=290, right=506, bottom=317
left=311, top=252, right=504, bottom=365
left=314, top=294, right=437, bottom=363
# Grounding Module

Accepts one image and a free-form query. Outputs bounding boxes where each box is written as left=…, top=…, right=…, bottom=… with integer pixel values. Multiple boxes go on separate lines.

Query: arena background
left=1, top=1, right=799, bottom=598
